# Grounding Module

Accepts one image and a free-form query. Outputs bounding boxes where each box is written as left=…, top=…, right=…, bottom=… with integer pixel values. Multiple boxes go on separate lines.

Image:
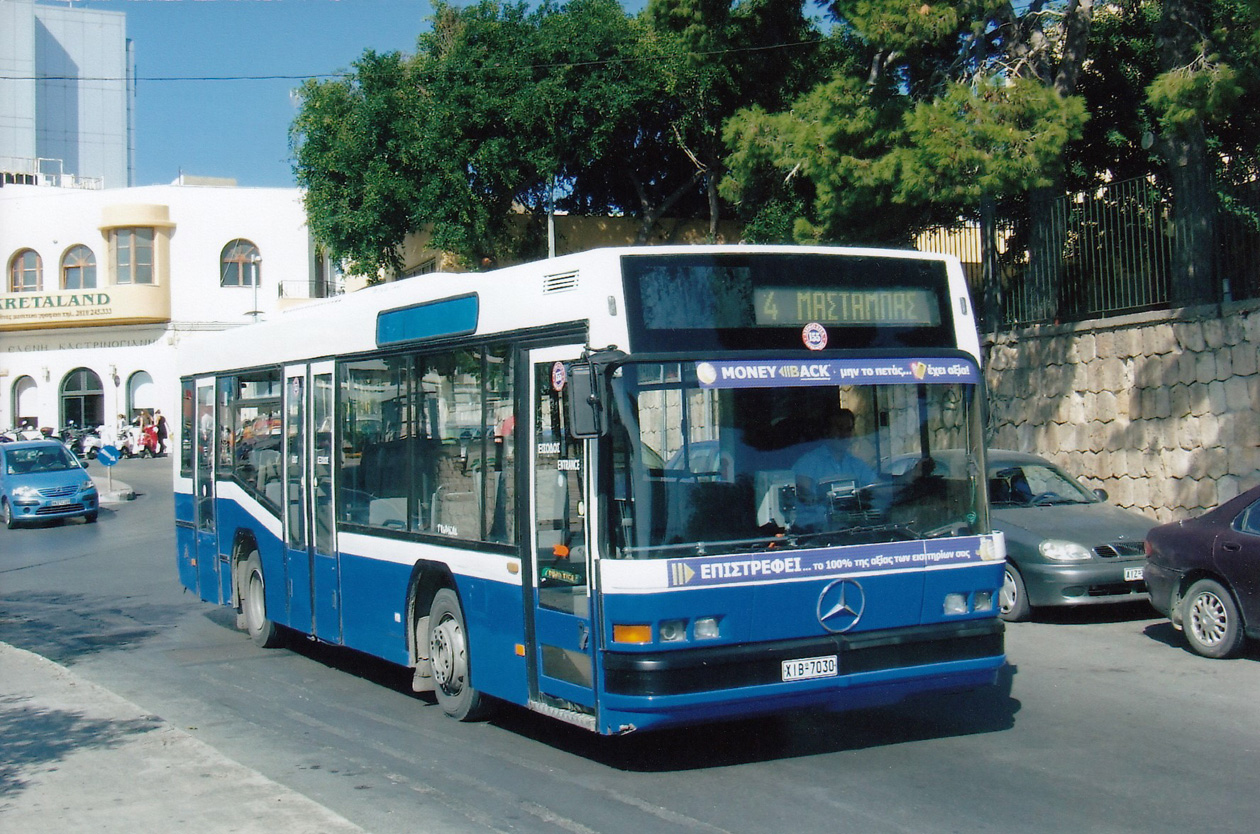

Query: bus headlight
left=694, top=617, right=720, bottom=640
left=943, top=593, right=969, bottom=615
left=659, top=619, right=687, bottom=642
left=974, top=590, right=995, bottom=612
left=1040, top=539, right=1092, bottom=561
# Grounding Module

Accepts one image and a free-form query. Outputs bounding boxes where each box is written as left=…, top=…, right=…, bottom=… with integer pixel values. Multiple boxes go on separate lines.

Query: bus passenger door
left=528, top=348, right=597, bottom=717
left=282, top=367, right=313, bottom=631
left=309, top=362, right=342, bottom=643
left=193, top=379, right=221, bottom=603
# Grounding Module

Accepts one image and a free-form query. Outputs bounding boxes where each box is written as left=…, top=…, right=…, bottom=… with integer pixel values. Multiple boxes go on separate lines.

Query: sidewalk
left=0, top=643, right=366, bottom=833
left=92, top=470, right=135, bottom=504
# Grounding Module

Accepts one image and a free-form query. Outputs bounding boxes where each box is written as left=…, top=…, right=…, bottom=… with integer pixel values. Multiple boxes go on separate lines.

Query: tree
left=721, top=2, right=1089, bottom=260
left=293, top=0, right=653, bottom=274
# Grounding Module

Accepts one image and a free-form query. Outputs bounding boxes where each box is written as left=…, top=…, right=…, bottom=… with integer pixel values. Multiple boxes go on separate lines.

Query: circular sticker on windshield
left=551, top=361, right=567, bottom=392
left=696, top=362, right=717, bottom=386
left=802, top=322, right=828, bottom=351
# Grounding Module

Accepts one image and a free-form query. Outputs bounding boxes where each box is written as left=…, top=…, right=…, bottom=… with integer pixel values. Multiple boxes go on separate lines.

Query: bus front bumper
left=596, top=619, right=1005, bottom=733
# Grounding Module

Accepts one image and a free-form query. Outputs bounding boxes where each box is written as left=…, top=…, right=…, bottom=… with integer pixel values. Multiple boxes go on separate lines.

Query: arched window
left=60, top=368, right=105, bottom=430
left=62, top=245, right=97, bottom=290
left=221, top=239, right=260, bottom=287
left=11, top=375, right=38, bottom=426
left=127, top=370, right=157, bottom=420
left=9, top=249, right=41, bottom=292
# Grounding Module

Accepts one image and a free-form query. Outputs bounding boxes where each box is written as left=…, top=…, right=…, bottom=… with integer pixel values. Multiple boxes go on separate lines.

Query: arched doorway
left=128, top=370, right=157, bottom=420
left=61, top=368, right=105, bottom=430
left=11, top=375, right=38, bottom=427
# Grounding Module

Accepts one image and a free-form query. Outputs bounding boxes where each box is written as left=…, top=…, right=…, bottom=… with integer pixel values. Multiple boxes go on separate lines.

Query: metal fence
left=918, top=174, right=1260, bottom=330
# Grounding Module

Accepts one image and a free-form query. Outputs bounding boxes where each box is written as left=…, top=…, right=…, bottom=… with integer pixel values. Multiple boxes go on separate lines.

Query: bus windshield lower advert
left=607, top=357, right=987, bottom=558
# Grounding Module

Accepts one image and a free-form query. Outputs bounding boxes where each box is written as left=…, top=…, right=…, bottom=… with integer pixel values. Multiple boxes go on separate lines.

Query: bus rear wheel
left=243, top=552, right=283, bottom=648
left=428, top=589, right=488, bottom=721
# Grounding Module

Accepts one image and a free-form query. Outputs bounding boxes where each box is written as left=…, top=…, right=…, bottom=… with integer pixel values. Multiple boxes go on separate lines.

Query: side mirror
left=566, top=361, right=604, bottom=439
left=1093, top=488, right=1108, bottom=501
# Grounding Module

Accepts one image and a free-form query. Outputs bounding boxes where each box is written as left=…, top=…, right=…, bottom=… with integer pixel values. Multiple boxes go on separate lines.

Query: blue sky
left=85, top=0, right=437, bottom=188
left=81, top=0, right=650, bottom=189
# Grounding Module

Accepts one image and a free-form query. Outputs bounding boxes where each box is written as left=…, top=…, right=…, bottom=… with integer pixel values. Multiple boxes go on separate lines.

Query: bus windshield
left=607, top=358, right=986, bottom=558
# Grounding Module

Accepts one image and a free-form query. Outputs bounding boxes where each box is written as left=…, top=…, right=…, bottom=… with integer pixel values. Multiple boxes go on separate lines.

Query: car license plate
left=1125, top=566, right=1144, bottom=582
left=782, top=655, right=838, bottom=682
left=50, top=499, right=71, bottom=507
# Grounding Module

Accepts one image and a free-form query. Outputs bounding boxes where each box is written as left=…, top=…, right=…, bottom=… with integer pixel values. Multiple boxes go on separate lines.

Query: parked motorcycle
left=119, top=423, right=161, bottom=458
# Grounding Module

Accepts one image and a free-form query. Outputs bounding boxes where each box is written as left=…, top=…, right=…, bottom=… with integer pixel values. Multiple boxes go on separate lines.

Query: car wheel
left=427, top=589, right=489, bottom=721
left=84, top=510, right=98, bottom=524
left=1182, top=578, right=1245, bottom=659
left=242, top=552, right=283, bottom=648
left=999, top=563, right=1031, bottom=622
left=2, top=499, right=17, bottom=530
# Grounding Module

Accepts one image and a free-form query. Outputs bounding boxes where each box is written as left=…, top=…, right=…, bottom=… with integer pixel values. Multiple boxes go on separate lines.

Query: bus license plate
left=782, top=655, right=838, bottom=682
left=1125, top=566, right=1144, bottom=582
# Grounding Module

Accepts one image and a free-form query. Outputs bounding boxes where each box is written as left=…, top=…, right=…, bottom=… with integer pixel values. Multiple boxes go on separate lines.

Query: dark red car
left=1144, top=485, right=1260, bottom=658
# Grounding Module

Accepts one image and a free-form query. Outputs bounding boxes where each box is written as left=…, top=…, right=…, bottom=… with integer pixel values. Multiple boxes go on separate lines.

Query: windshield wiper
left=790, top=522, right=918, bottom=547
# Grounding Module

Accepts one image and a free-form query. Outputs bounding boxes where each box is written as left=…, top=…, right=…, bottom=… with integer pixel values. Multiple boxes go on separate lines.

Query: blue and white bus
left=175, top=246, right=1005, bottom=734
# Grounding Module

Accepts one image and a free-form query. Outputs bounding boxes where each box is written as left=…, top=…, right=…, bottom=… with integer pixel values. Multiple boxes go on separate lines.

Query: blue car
left=1, top=439, right=99, bottom=528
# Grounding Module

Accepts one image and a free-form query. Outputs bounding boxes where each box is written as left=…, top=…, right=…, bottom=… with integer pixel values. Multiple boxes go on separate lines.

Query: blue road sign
left=98, top=445, right=121, bottom=466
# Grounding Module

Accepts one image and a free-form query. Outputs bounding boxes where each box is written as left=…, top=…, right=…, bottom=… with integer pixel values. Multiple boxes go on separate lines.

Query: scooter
left=77, top=426, right=104, bottom=459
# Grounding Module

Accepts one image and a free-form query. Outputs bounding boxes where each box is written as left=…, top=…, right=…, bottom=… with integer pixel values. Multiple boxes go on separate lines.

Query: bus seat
left=264, top=480, right=283, bottom=508
left=369, top=497, right=408, bottom=529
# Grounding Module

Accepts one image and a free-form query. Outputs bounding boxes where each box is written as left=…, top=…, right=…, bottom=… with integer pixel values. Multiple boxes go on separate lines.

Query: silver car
left=891, top=449, right=1154, bottom=621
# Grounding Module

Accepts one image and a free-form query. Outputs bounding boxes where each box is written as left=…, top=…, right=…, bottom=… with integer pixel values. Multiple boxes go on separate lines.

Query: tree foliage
left=292, top=0, right=1260, bottom=308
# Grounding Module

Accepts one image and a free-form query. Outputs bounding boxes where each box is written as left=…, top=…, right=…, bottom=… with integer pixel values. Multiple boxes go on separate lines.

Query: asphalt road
left=2, top=455, right=1258, bottom=834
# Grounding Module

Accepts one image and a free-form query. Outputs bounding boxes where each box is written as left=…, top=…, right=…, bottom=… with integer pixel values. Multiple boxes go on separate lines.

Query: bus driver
left=791, top=406, right=877, bottom=531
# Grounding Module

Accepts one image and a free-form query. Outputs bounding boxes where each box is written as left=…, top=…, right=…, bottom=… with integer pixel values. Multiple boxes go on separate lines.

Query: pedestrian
left=155, top=409, right=169, bottom=457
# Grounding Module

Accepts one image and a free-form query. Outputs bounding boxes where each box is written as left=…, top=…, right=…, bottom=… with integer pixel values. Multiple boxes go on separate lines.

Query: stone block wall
left=984, top=300, right=1260, bottom=522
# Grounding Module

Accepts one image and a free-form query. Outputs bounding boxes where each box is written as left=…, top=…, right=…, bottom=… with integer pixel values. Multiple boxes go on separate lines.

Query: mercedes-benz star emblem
left=817, top=579, right=865, bottom=633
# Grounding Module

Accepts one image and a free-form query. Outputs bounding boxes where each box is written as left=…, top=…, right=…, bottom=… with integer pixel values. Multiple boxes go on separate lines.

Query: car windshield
left=605, top=360, right=987, bottom=558
left=5, top=446, right=78, bottom=475
left=989, top=461, right=1097, bottom=507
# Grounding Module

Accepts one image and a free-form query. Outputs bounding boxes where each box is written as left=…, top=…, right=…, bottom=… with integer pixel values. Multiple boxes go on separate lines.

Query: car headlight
left=81, top=479, right=96, bottom=492
left=13, top=486, right=41, bottom=500
left=1039, top=539, right=1092, bottom=561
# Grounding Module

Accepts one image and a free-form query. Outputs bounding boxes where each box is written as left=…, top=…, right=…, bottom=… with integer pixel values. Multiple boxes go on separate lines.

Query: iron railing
left=919, top=174, right=1260, bottom=330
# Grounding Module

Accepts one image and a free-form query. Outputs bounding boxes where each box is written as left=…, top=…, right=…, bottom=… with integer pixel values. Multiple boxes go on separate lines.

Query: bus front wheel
left=243, top=552, right=283, bottom=648
left=428, top=589, right=488, bottom=721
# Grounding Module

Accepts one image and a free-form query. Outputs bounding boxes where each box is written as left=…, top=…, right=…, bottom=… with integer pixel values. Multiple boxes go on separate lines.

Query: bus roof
left=177, top=245, right=975, bottom=378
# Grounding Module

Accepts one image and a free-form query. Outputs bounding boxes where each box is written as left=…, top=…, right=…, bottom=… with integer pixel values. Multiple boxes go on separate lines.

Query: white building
left=1, top=180, right=338, bottom=433
left=0, top=0, right=134, bottom=188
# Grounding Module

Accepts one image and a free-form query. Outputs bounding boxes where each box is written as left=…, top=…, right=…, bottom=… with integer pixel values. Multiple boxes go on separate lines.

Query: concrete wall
left=984, top=300, right=1260, bottom=522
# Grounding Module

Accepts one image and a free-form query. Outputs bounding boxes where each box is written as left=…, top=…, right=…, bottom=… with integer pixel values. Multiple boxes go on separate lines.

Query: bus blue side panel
left=285, top=546, right=313, bottom=634
left=174, top=490, right=195, bottom=526
left=338, top=551, right=410, bottom=665
left=453, top=573, right=529, bottom=708
left=176, top=522, right=198, bottom=594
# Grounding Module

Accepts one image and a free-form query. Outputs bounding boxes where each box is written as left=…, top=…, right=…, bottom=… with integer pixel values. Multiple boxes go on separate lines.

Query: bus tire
left=428, top=589, right=488, bottom=721
left=243, top=552, right=283, bottom=648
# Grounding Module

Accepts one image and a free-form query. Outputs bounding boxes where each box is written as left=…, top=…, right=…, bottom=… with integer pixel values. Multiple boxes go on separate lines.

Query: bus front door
left=309, top=363, right=341, bottom=642
left=193, top=379, right=221, bottom=603
left=281, top=367, right=313, bottom=631
left=528, top=349, right=597, bottom=722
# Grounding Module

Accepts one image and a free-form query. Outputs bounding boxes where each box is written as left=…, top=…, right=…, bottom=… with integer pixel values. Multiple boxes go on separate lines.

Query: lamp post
left=247, top=254, right=263, bottom=322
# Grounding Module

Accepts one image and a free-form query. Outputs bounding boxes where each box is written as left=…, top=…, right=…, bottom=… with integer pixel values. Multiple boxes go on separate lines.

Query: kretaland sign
left=0, top=284, right=171, bottom=331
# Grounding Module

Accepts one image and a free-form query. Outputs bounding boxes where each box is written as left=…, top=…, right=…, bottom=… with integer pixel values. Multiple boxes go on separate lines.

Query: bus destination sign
left=754, top=287, right=940, bottom=327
